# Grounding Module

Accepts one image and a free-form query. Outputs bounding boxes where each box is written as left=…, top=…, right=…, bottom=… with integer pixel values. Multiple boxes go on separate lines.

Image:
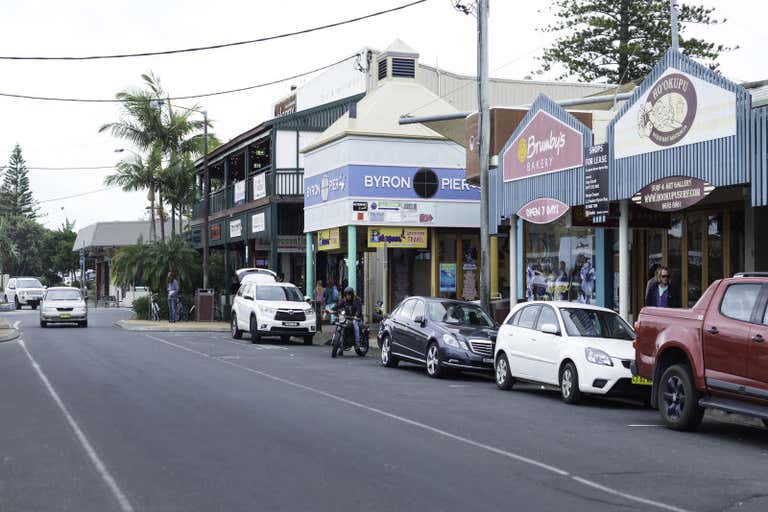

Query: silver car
left=39, top=287, right=88, bottom=328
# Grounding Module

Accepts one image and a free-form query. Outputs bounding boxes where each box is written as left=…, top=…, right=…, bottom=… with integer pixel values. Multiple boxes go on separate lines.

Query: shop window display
left=524, top=219, right=596, bottom=304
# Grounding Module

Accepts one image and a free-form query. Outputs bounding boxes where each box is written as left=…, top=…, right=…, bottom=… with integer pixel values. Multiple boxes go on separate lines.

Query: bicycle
left=177, top=295, right=191, bottom=322
left=149, top=293, right=160, bottom=322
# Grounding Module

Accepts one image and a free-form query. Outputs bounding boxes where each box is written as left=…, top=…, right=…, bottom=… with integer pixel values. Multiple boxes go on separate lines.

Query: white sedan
left=494, top=301, right=648, bottom=404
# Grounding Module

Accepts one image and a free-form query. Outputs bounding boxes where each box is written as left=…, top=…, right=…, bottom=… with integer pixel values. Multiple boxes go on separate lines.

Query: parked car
left=230, top=278, right=315, bottom=345
left=40, top=287, right=88, bottom=328
left=634, top=273, right=768, bottom=431
left=3, top=277, right=45, bottom=310
left=494, top=301, right=645, bottom=404
left=378, top=297, right=498, bottom=378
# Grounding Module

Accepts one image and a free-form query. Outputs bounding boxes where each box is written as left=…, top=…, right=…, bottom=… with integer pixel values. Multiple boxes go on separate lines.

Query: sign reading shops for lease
left=583, top=143, right=610, bottom=224
left=251, top=212, right=266, bottom=234
left=614, top=67, right=736, bottom=159
left=234, top=180, right=246, bottom=205
left=317, top=228, right=340, bottom=251
left=253, top=173, right=267, bottom=200
left=632, top=176, right=714, bottom=212
left=502, top=110, right=584, bottom=182
left=517, top=197, right=569, bottom=225
left=367, top=227, right=427, bottom=248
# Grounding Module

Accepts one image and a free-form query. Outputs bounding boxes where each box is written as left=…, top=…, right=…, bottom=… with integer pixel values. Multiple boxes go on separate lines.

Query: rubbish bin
left=195, top=289, right=214, bottom=322
left=220, top=293, right=232, bottom=322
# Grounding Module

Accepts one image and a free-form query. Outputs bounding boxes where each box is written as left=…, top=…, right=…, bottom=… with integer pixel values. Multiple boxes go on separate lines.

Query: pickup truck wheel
left=658, top=364, right=704, bottom=431
left=559, top=361, right=582, bottom=404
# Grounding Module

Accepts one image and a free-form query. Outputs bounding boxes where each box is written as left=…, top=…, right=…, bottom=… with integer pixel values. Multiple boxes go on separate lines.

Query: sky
left=0, top=0, right=765, bottom=231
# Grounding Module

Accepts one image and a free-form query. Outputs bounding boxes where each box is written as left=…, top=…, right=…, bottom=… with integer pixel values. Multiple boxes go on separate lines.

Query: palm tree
left=104, top=147, right=162, bottom=240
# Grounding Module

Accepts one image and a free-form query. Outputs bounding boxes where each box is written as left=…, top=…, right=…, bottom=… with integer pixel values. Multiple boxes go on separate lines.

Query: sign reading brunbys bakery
left=631, top=176, right=714, bottom=212
left=614, top=67, right=736, bottom=159
left=502, top=110, right=584, bottom=182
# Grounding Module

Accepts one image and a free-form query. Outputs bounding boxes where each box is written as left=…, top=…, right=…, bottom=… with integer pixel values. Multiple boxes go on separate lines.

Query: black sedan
left=378, top=297, right=499, bottom=378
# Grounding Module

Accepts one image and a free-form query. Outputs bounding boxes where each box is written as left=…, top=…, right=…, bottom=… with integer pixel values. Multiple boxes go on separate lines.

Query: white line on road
left=13, top=320, right=21, bottom=329
left=627, top=424, right=664, bottom=427
left=144, top=334, right=689, bottom=512
left=16, top=339, right=135, bottom=512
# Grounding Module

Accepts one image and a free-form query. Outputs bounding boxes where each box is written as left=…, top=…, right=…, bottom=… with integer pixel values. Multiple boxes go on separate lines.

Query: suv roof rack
left=733, top=272, right=768, bottom=278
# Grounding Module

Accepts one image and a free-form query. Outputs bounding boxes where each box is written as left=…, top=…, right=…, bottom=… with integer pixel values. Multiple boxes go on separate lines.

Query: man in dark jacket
left=645, top=266, right=675, bottom=307
left=334, top=287, right=363, bottom=344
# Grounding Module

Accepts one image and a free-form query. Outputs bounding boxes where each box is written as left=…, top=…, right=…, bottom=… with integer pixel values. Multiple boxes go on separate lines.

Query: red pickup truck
left=633, top=273, right=768, bottom=431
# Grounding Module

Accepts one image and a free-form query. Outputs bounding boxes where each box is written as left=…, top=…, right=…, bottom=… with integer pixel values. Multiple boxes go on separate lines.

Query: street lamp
left=149, top=99, right=211, bottom=290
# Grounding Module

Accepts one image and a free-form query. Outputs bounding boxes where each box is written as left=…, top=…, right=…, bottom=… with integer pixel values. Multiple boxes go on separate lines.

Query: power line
left=0, top=165, right=117, bottom=171
left=0, top=54, right=355, bottom=103
left=37, top=186, right=121, bottom=204
left=0, top=0, right=427, bottom=61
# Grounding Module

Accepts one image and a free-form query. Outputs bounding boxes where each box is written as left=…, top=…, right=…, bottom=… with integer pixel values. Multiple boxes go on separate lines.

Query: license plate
left=482, top=357, right=494, bottom=364
left=632, top=375, right=653, bottom=386
left=283, top=321, right=299, bottom=327
left=59, top=314, right=71, bottom=319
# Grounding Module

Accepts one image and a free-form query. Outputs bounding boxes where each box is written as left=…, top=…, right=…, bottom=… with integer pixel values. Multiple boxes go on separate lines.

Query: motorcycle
left=331, top=310, right=370, bottom=358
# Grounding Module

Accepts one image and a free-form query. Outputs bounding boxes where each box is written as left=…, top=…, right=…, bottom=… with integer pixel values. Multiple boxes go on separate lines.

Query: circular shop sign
left=637, top=73, right=697, bottom=147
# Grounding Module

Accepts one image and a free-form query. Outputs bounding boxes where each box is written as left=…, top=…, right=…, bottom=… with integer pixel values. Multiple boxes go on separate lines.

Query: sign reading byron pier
left=503, top=110, right=583, bottom=182
left=632, top=176, right=714, bottom=212
left=584, top=143, right=609, bottom=224
left=517, top=197, right=569, bottom=225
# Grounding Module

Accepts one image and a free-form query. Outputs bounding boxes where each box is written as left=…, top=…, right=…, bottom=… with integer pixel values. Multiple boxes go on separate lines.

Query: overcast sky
left=0, top=0, right=764, bottom=231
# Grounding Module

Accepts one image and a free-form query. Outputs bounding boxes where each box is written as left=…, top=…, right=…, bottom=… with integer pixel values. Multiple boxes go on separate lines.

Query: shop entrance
left=389, top=248, right=430, bottom=306
left=633, top=206, right=745, bottom=314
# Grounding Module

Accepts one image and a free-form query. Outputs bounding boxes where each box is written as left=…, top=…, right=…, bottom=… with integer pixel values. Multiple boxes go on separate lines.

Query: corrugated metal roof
left=607, top=49, right=752, bottom=202
left=490, top=94, right=593, bottom=229
left=752, top=106, right=768, bottom=206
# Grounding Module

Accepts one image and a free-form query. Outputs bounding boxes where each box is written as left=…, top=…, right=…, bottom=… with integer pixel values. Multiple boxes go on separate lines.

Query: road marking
left=448, top=384, right=471, bottom=388
left=16, top=339, right=135, bottom=512
left=13, top=321, right=21, bottom=329
left=144, top=333, right=689, bottom=512
left=628, top=424, right=664, bottom=427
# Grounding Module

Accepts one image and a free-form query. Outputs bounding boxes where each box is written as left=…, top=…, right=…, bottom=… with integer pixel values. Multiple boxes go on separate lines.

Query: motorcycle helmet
left=343, top=286, right=355, bottom=297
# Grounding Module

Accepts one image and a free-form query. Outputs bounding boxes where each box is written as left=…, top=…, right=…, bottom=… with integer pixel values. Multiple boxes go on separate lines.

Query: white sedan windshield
left=559, top=308, right=635, bottom=340
left=46, top=290, right=83, bottom=301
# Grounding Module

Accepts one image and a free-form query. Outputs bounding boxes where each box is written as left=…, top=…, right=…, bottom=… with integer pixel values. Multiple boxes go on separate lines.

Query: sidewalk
left=115, top=320, right=230, bottom=332
left=0, top=318, right=19, bottom=342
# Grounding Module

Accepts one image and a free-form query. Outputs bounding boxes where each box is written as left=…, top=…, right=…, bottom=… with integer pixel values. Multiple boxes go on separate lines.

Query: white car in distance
left=40, top=287, right=88, bottom=328
left=230, top=268, right=315, bottom=345
left=494, top=301, right=647, bottom=404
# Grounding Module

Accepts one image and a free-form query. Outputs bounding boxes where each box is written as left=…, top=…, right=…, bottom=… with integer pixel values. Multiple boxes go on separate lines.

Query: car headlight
left=305, top=309, right=315, bottom=317
left=258, top=305, right=276, bottom=316
left=74, top=306, right=86, bottom=313
left=442, top=333, right=469, bottom=350
left=585, top=347, right=613, bottom=366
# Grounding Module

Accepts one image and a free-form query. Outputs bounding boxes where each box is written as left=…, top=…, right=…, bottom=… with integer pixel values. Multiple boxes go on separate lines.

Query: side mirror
left=304, top=295, right=312, bottom=303
left=540, top=323, right=560, bottom=336
left=244, top=295, right=254, bottom=301
left=414, top=315, right=427, bottom=326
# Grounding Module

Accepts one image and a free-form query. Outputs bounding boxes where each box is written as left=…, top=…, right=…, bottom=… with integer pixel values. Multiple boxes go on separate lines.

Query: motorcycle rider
left=333, top=286, right=363, bottom=347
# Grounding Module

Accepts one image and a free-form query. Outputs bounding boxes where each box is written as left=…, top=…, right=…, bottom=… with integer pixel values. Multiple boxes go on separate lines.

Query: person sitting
left=333, top=287, right=363, bottom=346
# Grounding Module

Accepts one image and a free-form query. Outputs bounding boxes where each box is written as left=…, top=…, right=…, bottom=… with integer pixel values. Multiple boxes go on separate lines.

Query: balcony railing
left=192, top=170, right=304, bottom=219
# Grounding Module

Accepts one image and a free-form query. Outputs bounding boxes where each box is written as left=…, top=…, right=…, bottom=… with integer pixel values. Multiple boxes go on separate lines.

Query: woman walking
left=167, top=272, right=180, bottom=322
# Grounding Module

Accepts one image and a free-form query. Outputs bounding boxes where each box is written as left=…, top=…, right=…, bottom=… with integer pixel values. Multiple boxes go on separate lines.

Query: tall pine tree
left=536, top=0, right=734, bottom=84
left=0, top=144, right=37, bottom=218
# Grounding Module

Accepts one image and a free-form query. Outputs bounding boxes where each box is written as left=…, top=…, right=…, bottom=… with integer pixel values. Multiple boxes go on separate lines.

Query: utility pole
left=477, top=0, right=491, bottom=313
left=202, top=110, right=210, bottom=290
left=670, top=0, right=679, bottom=51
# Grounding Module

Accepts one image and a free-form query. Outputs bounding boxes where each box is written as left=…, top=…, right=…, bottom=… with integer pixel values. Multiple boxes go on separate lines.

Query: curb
left=0, top=320, right=19, bottom=342
left=114, top=320, right=230, bottom=333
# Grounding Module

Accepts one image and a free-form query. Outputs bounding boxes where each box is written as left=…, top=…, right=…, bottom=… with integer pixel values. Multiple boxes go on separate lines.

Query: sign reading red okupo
left=517, top=197, right=569, bottom=224
left=503, top=110, right=584, bottom=182
left=631, top=176, right=714, bottom=212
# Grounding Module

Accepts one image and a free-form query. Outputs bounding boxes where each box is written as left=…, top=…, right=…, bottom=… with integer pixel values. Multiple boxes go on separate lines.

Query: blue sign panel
left=304, top=165, right=480, bottom=207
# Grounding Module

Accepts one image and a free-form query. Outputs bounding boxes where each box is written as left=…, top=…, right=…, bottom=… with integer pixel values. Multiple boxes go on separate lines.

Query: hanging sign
left=517, top=197, right=569, bottom=224
left=614, top=68, right=736, bottom=159
left=229, top=219, right=243, bottom=238
left=502, top=110, right=584, bottom=182
left=317, top=228, right=341, bottom=251
left=253, top=173, right=267, bottom=200
left=584, top=143, right=610, bottom=224
left=367, top=227, right=428, bottom=248
left=233, top=180, right=246, bottom=205
left=251, top=212, right=266, bottom=234
left=632, top=176, right=714, bottom=212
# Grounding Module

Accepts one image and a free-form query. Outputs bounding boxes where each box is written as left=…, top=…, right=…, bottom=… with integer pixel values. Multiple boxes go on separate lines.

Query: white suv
left=230, top=271, right=315, bottom=345
left=4, top=277, right=46, bottom=310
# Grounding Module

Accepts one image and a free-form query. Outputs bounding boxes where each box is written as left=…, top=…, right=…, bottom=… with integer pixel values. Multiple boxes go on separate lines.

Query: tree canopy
left=0, top=144, right=37, bottom=218
left=537, top=0, right=734, bottom=84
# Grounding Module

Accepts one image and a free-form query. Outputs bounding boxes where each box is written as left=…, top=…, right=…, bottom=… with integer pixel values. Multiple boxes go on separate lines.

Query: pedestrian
left=314, top=280, right=325, bottom=330
left=645, top=263, right=661, bottom=302
left=167, top=271, right=180, bottom=322
left=645, top=265, right=676, bottom=307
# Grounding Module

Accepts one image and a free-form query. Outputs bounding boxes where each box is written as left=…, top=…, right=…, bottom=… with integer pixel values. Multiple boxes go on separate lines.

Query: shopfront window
left=438, top=235, right=457, bottom=299
left=687, top=215, right=704, bottom=306
left=707, top=214, right=723, bottom=283
left=730, top=210, right=745, bottom=275
left=667, top=216, right=683, bottom=303
left=524, top=219, right=596, bottom=304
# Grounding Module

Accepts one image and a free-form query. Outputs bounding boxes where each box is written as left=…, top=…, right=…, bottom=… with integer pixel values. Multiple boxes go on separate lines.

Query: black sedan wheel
left=380, top=336, right=398, bottom=367
left=495, top=353, right=514, bottom=390
left=426, top=342, right=446, bottom=378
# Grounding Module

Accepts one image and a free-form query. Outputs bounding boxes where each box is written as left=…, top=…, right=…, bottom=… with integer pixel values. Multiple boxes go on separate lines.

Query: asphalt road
left=2, top=308, right=768, bottom=512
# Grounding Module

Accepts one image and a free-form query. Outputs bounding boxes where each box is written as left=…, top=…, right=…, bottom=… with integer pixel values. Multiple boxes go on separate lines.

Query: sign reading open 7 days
left=367, top=227, right=428, bottom=248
